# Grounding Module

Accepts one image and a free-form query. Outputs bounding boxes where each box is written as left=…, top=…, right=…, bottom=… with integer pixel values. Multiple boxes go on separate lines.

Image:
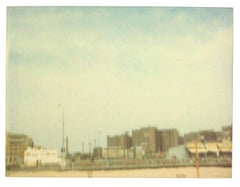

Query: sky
left=6, top=7, right=233, bottom=153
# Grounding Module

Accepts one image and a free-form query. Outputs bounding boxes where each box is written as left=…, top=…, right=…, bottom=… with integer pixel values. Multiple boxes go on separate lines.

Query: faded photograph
left=6, top=7, right=232, bottom=178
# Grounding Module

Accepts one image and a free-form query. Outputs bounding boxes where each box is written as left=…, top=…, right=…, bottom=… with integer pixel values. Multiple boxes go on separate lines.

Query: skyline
left=6, top=7, right=232, bottom=153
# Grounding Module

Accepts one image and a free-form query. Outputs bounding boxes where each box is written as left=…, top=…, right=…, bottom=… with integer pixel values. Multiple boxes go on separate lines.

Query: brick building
left=107, top=133, right=132, bottom=149
left=184, top=130, right=217, bottom=143
left=159, top=129, right=179, bottom=152
left=183, top=131, right=201, bottom=143
left=200, top=130, right=217, bottom=142
left=132, top=126, right=160, bottom=153
left=6, top=132, right=33, bottom=167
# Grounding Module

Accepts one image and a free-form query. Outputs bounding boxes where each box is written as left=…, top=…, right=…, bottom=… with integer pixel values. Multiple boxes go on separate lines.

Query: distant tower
left=66, top=136, right=68, bottom=158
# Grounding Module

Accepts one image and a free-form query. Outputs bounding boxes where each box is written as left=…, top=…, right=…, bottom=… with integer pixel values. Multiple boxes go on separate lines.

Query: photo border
left=1, top=1, right=239, bottom=187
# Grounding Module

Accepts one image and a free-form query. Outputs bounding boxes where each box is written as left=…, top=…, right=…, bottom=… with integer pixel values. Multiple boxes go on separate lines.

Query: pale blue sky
left=7, top=7, right=232, bottom=153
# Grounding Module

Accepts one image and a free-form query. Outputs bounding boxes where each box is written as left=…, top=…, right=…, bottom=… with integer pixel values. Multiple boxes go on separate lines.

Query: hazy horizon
left=6, top=7, right=232, bottom=153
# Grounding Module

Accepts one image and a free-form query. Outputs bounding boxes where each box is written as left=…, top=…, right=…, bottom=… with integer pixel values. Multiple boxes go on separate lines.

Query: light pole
left=89, top=141, right=92, bottom=159
left=95, top=129, right=102, bottom=160
left=98, top=132, right=100, bottom=160
left=58, top=104, right=65, bottom=169
left=195, top=141, right=199, bottom=178
left=82, top=142, right=84, bottom=154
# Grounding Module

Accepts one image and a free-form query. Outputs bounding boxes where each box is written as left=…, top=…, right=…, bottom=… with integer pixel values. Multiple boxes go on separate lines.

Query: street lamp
left=58, top=104, right=66, bottom=169
left=95, top=129, right=102, bottom=160
left=89, top=141, right=92, bottom=159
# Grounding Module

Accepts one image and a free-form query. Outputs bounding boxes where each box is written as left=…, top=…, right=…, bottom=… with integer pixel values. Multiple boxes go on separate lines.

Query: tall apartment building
left=178, top=135, right=184, bottom=145
left=183, top=131, right=201, bottom=143
left=159, top=129, right=179, bottom=152
left=6, top=132, right=34, bottom=167
left=222, top=125, right=232, bottom=141
left=184, top=130, right=217, bottom=143
left=132, top=126, right=160, bottom=153
left=107, top=133, right=132, bottom=149
left=200, top=130, right=217, bottom=142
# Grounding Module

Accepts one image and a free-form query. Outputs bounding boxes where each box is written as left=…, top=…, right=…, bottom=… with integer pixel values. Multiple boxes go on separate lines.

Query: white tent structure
left=186, top=142, right=208, bottom=155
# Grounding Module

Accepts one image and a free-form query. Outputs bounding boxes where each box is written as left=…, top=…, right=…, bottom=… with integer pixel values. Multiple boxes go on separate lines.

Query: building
left=204, top=142, right=219, bottom=157
left=183, top=131, right=200, bottom=143
left=215, top=125, right=232, bottom=142
left=186, top=142, right=208, bottom=157
left=178, top=135, right=184, bottom=145
left=24, top=146, right=61, bottom=167
left=132, top=126, right=160, bottom=153
left=168, top=144, right=189, bottom=162
left=184, top=130, right=217, bottom=143
left=93, top=147, right=103, bottom=159
left=107, top=133, right=132, bottom=150
left=159, top=129, right=179, bottom=152
left=6, top=132, right=33, bottom=167
left=216, top=131, right=224, bottom=142
left=217, top=140, right=232, bottom=156
left=102, top=147, right=126, bottom=159
left=131, top=127, right=179, bottom=153
left=222, top=125, right=232, bottom=141
left=130, top=145, right=145, bottom=160
left=199, top=130, right=217, bottom=142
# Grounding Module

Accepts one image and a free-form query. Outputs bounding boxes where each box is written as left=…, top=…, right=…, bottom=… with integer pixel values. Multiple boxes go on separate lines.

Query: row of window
left=6, top=156, right=22, bottom=163
left=25, top=152, right=58, bottom=157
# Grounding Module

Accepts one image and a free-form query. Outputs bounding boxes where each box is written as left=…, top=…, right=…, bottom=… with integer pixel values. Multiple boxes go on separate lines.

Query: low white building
left=102, top=147, right=127, bottom=159
left=127, top=146, right=145, bottom=160
left=168, top=144, right=189, bottom=162
left=24, top=146, right=61, bottom=167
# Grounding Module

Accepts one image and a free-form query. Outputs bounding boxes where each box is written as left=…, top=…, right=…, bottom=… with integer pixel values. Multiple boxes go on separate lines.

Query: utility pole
left=117, top=138, right=119, bottom=159
left=195, top=141, right=199, bottom=178
left=123, top=133, right=126, bottom=160
left=89, top=141, right=91, bottom=159
left=94, top=138, right=96, bottom=148
left=95, top=129, right=102, bottom=160
left=58, top=104, right=65, bottom=169
left=82, top=142, right=84, bottom=154
left=66, top=136, right=68, bottom=159
left=98, top=133, right=100, bottom=160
